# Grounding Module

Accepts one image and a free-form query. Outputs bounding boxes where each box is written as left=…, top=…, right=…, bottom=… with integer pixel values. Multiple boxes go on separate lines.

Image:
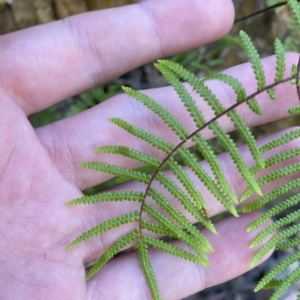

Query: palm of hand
left=0, top=100, right=86, bottom=298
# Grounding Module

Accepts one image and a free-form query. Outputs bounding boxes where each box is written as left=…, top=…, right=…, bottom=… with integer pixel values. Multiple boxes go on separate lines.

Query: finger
left=86, top=212, right=273, bottom=300
left=0, top=0, right=234, bottom=115
left=36, top=53, right=300, bottom=190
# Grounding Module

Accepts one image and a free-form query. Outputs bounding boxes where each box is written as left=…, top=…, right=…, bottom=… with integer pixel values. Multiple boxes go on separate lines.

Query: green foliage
left=267, top=39, right=286, bottom=98
left=241, top=178, right=300, bottom=212
left=66, top=191, right=144, bottom=205
left=242, top=162, right=300, bottom=200
left=265, top=0, right=300, bottom=53
left=289, top=104, right=300, bottom=114
left=240, top=30, right=267, bottom=93
left=170, top=46, right=225, bottom=76
left=65, top=2, right=300, bottom=299
left=269, top=266, right=300, bottom=300
left=248, top=193, right=300, bottom=231
left=276, top=236, right=300, bottom=250
left=202, top=73, right=262, bottom=115
left=80, top=162, right=151, bottom=184
left=288, top=0, right=300, bottom=29
left=68, top=84, right=122, bottom=117
left=137, top=242, right=162, bottom=300
left=267, top=0, right=282, bottom=6
left=86, top=229, right=140, bottom=279
left=283, top=17, right=300, bottom=52
left=66, top=211, right=140, bottom=250
left=274, top=39, right=286, bottom=84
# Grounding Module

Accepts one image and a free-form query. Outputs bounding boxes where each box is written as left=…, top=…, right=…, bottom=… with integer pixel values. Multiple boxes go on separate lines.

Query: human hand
left=0, top=0, right=299, bottom=299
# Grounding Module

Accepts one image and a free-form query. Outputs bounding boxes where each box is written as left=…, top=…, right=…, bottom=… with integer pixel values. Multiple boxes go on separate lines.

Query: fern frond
left=137, top=242, right=162, bottom=300
left=156, top=61, right=238, bottom=204
left=240, top=30, right=266, bottom=92
left=284, top=16, right=300, bottom=51
left=122, top=69, right=240, bottom=215
left=288, top=0, right=300, bottom=29
left=209, top=122, right=262, bottom=196
left=106, top=119, right=211, bottom=213
left=122, top=86, right=189, bottom=140
left=141, top=219, right=174, bottom=237
left=191, top=80, right=224, bottom=115
left=255, top=250, right=300, bottom=291
left=80, top=162, right=150, bottom=184
left=182, top=142, right=239, bottom=210
left=241, top=162, right=300, bottom=200
left=187, top=136, right=239, bottom=206
left=241, top=178, right=300, bottom=212
left=197, top=79, right=265, bottom=174
left=227, top=110, right=265, bottom=169
left=177, top=146, right=238, bottom=210
left=140, top=219, right=210, bottom=257
left=66, top=191, right=144, bottom=205
left=148, top=187, right=215, bottom=248
left=95, top=146, right=160, bottom=168
left=202, top=73, right=262, bottom=115
left=141, top=219, right=210, bottom=260
left=142, top=235, right=206, bottom=265
left=155, top=62, right=238, bottom=202
left=250, top=208, right=300, bottom=248
left=248, top=194, right=300, bottom=232
left=268, top=39, right=286, bottom=99
left=156, top=60, right=240, bottom=203
left=288, top=105, right=300, bottom=115
left=143, top=202, right=209, bottom=264
left=250, top=223, right=300, bottom=267
left=86, top=229, right=140, bottom=279
left=269, top=265, right=300, bottom=300
left=141, top=219, right=211, bottom=263
left=156, top=60, right=206, bottom=127
left=158, top=61, right=262, bottom=196
left=261, top=279, right=283, bottom=290
left=142, top=202, right=194, bottom=243
left=96, top=144, right=210, bottom=219
left=250, top=148, right=300, bottom=175
left=166, top=158, right=207, bottom=212
left=155, top=172, right=218, bottom=226
left=248, top=98, right=264, bottom=115
left=66, top=211, right=140, bottom=250
left=66, top=23, right=300, bottom=298
left=292, top=63, right=298, bottom=76
left=276, top=236, right=300, bottom=250
left=274, top=39, right=286, bottom=84
left=259, top=128, right=300, bottom=154
left=110, top=118, right=173, bottom=153
left=187, top=74, right=265, bottom=177
left=95, top=143, right=229, bottom=216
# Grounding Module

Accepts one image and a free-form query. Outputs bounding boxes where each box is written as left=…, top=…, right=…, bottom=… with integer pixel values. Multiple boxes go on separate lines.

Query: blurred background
left=1, top=0, right=300, bottom=299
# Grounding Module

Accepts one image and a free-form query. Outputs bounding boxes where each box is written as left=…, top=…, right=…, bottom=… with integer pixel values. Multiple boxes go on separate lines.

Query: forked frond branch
left=138, top=71, right=297, bottom=237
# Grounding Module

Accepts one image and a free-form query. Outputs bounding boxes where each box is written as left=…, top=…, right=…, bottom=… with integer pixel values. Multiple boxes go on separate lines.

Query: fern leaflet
left=86, top=229, right=140, bottom=279
left=66, top=211, right=140, bottom=250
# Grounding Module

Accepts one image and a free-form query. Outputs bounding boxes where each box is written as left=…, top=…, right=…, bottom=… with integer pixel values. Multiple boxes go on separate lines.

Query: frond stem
left=297, top=55, right=300, bottom=102
left=235, top=1, right=300, bottom=23
left=138, top=73, right=296, bottom=238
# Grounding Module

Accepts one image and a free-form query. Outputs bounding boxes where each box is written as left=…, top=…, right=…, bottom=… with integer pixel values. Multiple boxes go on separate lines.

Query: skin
left=0, top=0, right=299, bottom=299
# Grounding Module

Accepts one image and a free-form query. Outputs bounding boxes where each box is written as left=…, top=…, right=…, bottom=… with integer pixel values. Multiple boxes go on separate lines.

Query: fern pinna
left=66, top=1, right=300, bottom=299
